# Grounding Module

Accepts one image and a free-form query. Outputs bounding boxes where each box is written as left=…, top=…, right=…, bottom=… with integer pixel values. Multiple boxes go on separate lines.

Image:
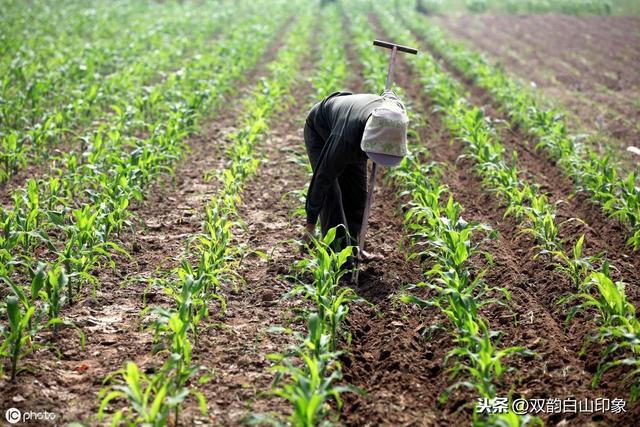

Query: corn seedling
left=257, top=10, right=361, bottom=424
left=400, top=5, right=640, bottom=250
left=346, top=8, right=538, bottom=424
left=370, top=3, right=640, bottom=401
left=268, top=314, right=355, bottom=427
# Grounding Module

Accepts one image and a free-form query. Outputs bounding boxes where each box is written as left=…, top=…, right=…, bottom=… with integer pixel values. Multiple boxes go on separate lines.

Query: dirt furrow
left=336, top=17, right=459, bottom=426
left=188, top=83, right=313, bottom=424
left=368, top=14, right=640, bottom=424
left=0, top=25, right=294, bottom=425
left=437, top=17, right=637, bottom=109
left=432, top=14, right=640, bottom=82
left=428, top=13, right=640, bottom=158
left=401, top=17, right=640, bottom=297
left=432, top=31, right=639, bottom=155
left=341, top=180, right=452, bottom=426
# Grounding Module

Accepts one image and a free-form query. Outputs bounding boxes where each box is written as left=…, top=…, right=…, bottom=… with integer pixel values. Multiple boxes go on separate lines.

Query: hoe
left=341, top=39, right=417, bottom=283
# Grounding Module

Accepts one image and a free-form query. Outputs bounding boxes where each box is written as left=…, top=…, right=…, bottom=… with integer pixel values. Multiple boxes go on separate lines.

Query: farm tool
left=337, top=39, right=417, bottom=283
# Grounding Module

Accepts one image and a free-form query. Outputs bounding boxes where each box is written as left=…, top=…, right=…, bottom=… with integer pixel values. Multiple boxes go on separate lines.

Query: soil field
left=431, top=13, right=640, bottom=170
left=334, top=14, right=640, bottom=426
left=2, top=1, right=640, bottom=427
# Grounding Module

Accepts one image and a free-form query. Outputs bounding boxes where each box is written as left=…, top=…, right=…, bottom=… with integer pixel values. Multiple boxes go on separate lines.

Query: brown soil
left=2, top=10, right=639, bottom=427
left=187, top=86, right=313, bottom=425
left=0, top=25, right=297, bottom=426
left=402, top=15, right=640, bottom=300
left=430, top=13, right=640, bottom=171
left=356, top=14, right=640, bottom=426
left=333, top=17, right=459, bottom=427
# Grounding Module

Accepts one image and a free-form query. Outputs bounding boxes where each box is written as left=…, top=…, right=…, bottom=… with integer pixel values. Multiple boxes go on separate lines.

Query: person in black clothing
left=303, top=90, right=409, bottom=254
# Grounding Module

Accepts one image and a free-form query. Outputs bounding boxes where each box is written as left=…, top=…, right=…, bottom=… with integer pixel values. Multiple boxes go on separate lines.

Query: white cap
left=360, top=96, right=409, bottom=167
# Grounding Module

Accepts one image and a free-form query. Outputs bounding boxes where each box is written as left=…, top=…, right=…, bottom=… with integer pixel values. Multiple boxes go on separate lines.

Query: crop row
left=96, top=8, right=313, bottom=426
left=415, top=0, right=616, bottom=15
left=0, top=1, right=250, bottom=183
left=258, top=6, right=360, bottom=426
left=346, top=6, right=537, bottom=425
left=378, top=2, right=640, bottom=402
left=400, top=7, right=640, bottom=250
left=0, top=1, right=293, bottom=383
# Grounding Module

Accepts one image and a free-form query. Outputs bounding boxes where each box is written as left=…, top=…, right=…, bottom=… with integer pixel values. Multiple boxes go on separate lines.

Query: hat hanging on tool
left=361, top=91, right=409, bottom=167
left=352, top=39, right=418, bottom=284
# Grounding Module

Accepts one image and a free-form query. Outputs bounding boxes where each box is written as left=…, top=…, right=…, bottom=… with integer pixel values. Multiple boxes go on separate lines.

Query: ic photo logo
left=5, top=408, right=21, bottom=424
left=4, top=407, right=57, bottom=424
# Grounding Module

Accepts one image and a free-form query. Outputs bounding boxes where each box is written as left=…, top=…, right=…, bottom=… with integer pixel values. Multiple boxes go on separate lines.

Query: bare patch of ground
left=430, top=13, right=640, bottom=171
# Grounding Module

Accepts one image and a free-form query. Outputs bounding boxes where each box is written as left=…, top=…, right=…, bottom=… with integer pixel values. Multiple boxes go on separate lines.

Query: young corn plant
left=255, top=9, right=360, bottom=424
left=98, top=359, right=207, bottom=427
left=151, top=272, right=208, bottom=346
left=159, top=311, right=209, bottom=422
left=545, top=234, right=601, bottom=289
left=37, top=264, right=69, bottom=320
left=99, top=362, right=174, bottom=427
left=0, top=296, right=36, bottom=382
left=348, top=10, right=538, bottom=424
left=400, top=4, right=640, bottom=249
left=268, top=314, right=354, bottom=427
left=562, top=266, right=640, bottom=400
left=262, top=228, right=358, bottom=427
left=293, top=227, right=356, bottom=351
left=0, top=132, right=28, bottom=183
left=104, top=260, right=210, bottom=425
left=0, top=260, right=85, bottom=381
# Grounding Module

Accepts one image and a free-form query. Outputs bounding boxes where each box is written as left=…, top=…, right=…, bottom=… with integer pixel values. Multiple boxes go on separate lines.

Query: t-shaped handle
left=373, top=39, right=418, bottom=90
left=353, top=39, right=419, bottom=285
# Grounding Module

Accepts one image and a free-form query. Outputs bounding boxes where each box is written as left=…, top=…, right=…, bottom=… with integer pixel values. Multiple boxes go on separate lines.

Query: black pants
left=304, top=120, right=367, bottom=249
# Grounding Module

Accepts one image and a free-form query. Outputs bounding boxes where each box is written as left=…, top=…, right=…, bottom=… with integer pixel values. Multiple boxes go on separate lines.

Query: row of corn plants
left=398, top=6, right=640, bottom=250
left=0, top=0, right=177, bottom=84
left=345, top=7, right=538, bottom=425
left=254, top=6, right=361, bottom=426
left=1, top=3, right=290, bottom=286
left=375, top=2, right=640, bottom=403
left=97, top=8, right=314, bottom=426
left=0, top=0, right=266, bottom=278
left=0, top=2, right=293, bottom=383
left=0, top=0, right=232, bottom=182
left=393, top=152, right=541, bottom=427
left=285, top=2, right=351, bottom=219
left=261, top=229, right=357, bottom=426
left=405, top=0, right=616, bottom=15
left=495, top=0, right=613, bottom=15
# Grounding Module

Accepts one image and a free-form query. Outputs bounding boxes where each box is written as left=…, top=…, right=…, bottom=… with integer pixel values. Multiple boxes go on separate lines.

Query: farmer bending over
left=303, top=90, right=409, bottom=256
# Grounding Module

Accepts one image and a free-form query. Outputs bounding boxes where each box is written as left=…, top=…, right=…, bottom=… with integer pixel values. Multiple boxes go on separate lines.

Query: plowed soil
left=430, top=13, right=640, bottom=171
left=337, top=13, right=640, bottom=426
left=2, top=9, right=640, bottom=427
left=0, top=26, right=304, bottom=426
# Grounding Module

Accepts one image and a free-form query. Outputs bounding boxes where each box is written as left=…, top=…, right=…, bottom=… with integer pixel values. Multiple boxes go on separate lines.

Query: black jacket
left=304, top=91, right=384, bottom=225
